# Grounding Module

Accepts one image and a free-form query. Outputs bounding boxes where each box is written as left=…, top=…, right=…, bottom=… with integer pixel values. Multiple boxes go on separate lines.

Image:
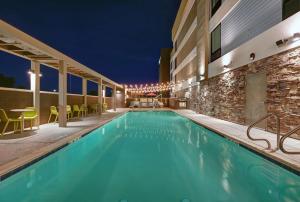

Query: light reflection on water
left=0, top=111, right=299, bottom=202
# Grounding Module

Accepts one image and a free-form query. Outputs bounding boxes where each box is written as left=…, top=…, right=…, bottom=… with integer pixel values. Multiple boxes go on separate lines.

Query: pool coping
left=0, top=111, right=128, bottom=182
left=172, top=110, right=300, bottom=175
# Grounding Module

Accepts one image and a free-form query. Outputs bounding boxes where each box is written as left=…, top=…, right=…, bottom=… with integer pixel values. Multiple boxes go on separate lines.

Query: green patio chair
left=20, top=107, right=39, bottom=130
left=73, top=105, right=81, bottom=118
left=103, top=103, right=107, bottom=112
left=80, top=104, right=88, bottom=117
left=67, top=105, right=73, bottom=120
left=48, top=106, right=59, bottom=123
left=90, top=104, right=98, bottom=114
left=0, top=109, right=21, bottom=135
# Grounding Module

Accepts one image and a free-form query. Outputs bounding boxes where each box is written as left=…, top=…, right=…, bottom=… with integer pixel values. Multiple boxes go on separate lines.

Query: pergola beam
left=0, top=19, right=122, bottom=89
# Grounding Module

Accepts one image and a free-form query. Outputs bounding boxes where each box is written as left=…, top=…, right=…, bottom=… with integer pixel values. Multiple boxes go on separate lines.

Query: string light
left=124, top=82, right=174, bottom=94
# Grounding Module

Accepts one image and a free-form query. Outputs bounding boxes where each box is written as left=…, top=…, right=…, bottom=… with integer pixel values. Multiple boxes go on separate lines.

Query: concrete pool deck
left=0, top=108, right=129, bottom=178
left=175, top=109, right=300, bottom=173
left=0, top=108, right=299, bottom=179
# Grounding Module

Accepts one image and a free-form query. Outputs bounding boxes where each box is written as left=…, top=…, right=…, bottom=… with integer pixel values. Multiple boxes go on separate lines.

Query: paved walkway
left=0, top=109, right=129, bottom=176
left=174, top=110, right=300, bottom=172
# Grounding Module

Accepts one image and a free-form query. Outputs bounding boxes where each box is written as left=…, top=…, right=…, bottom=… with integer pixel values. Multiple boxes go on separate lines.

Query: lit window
left=283, top=0, right=300, bottom=20
left=211, top=24, right=221, bottom=62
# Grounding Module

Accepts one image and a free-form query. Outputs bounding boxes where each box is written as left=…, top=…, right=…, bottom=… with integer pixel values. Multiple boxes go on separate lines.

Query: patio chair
left=48, top=106, right=59, bottom=123
left=20, top=107, right=39, bottom=130
left=90, top=104, right=98, bottom=114
left=66, top=105, right=73, bottom=120
left=103, top=103, right=107, bottom=112
left=73, top=105, right=81, bottom=118
left=0, top=109, right=21, bottom=135
left=129, top=101, right=140, bottom=108
left=80, top=104, right=88, bottom=117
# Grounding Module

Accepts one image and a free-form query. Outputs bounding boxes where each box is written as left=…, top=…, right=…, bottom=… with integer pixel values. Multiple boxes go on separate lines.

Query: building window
left=211, top=24, right=221, bottom=62
left=175, top=41, right=178, bottom=52
left=283, top=0, right=300, bottom=20
left=211, top=0, right=222, bottom=17
left=175, top=58, right=177, bottom=69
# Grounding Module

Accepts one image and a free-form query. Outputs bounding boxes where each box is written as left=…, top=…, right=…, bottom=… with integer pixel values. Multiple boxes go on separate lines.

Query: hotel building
left=170, top=0, right=300, bottom=133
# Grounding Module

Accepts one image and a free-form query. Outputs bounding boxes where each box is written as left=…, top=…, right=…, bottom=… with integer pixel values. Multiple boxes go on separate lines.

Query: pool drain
left=182, top=199, right=190, bottom=202
left=119, top=200, right=128, bottom=202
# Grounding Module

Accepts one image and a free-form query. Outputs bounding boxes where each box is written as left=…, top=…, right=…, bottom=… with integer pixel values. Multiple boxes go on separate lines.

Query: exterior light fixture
left=276, top=33, right=300, bottom=47
left=28, top=70, right=33, bottom=75
left=250, top=53, right=255, bottom=61
left=275, top=39, right=288, bottom=47
left=292, top=33, right=300, bottom=42
left=223, top=64, right=230, bottom=69
left=28, top=69, right=42, bottom=77
left=53, top=89, right=57, bottom=92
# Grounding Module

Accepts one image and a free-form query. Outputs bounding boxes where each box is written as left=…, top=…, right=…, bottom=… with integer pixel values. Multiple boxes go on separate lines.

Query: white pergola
left=0, top=20, right=122, bottom=127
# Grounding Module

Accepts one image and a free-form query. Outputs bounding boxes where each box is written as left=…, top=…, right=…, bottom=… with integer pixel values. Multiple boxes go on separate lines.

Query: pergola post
left=82, top=78, right=87, bottom=106
left=103, top=85, right=106, bottom=104
left=31, top=61, right=40, bottom=125
left=113, top=85, right=116, bottom=112
left=98, top=79, right=103, bottom=114
left=58, top=60, right=67, bottom=127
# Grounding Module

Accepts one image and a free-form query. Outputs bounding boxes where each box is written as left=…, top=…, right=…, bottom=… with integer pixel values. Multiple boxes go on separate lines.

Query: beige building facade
left=171, top=0, right=300, bottom=135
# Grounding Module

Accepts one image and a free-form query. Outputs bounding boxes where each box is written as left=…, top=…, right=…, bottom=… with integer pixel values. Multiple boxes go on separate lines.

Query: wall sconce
left=250, top=53, right=255, bottom=61
left=275, top=39, right=288, bottom=47
left=276, top=32, right=300, bottom=47
left=28, top=69, right=42, bottom=77
left=223, top=63, right=231, bottom=70
left=292, top=33, right=300, bottom=42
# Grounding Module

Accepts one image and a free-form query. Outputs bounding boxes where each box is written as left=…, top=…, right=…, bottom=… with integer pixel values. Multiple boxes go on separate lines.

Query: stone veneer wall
left=189, top=46, right=300, bottom=135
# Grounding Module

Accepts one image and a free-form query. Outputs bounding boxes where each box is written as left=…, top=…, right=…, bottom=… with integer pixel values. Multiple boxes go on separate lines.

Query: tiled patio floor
left=174, top=109, right=300, bottom=172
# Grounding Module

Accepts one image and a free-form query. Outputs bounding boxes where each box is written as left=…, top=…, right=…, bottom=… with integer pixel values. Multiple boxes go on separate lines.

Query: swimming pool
left=0, top=111, right=299, bottom=202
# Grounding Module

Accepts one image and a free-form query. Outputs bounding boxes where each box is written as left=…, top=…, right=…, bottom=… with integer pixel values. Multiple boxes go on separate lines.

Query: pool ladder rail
left=279, top=125, right=300, bottom=154
left=247, top=113, right=300, bottom=154
left=247, top=113, right=281, bottom=151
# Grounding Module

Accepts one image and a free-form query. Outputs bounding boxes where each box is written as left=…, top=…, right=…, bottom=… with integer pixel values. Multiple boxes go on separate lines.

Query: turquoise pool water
left=0, top=111, right=299, bottom=202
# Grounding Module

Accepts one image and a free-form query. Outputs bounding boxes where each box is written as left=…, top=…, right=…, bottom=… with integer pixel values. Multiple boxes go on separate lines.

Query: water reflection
left=0, top=111, right=299, bottom=202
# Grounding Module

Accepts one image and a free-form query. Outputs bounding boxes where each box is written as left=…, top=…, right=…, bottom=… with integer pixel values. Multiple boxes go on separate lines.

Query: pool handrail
left=246, top=113, right=281, bottom=151
left=279, top=125, right=300, bottom=154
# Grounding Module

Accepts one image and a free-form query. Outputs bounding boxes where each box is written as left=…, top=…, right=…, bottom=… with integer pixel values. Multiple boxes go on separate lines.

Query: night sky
left=0, top=0, right=180, bottom=93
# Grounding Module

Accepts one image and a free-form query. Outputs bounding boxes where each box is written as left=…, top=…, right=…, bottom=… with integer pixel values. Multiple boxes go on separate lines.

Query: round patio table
left=10, top=108, right=34, bottom=133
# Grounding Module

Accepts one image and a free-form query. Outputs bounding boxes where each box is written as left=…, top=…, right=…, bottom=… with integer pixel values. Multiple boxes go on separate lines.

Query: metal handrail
left=279, top=125, right=300, bottom=154
left=247, top=113, right=281, bottom=150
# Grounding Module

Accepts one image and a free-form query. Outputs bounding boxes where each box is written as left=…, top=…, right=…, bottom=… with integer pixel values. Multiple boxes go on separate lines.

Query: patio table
left=10, top=108, right=34, bottom=133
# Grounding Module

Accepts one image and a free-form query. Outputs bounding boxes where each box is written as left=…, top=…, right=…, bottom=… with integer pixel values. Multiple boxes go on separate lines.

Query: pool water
left=0, top=111, right=299, bottom=202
